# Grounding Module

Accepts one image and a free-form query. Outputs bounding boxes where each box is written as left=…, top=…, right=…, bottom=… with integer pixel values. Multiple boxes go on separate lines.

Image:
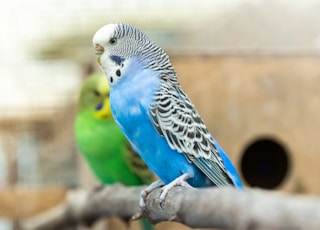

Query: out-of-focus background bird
left=75, top=73, right=154, bottom=186
left=75, top=72, right=154, bottom=230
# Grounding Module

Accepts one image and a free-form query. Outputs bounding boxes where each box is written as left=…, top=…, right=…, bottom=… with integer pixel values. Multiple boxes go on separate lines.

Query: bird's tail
left=140, top=218, right=154, bottom=230
left=211, top=137, right=243, bottom=189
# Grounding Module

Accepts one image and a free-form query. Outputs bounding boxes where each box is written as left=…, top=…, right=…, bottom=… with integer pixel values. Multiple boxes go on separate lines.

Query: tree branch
left=21, top=184, right=320, bottom=230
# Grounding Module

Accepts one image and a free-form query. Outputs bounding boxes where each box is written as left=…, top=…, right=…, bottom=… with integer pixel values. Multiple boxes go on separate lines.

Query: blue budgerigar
left=92, top=23, right=242, bottom=205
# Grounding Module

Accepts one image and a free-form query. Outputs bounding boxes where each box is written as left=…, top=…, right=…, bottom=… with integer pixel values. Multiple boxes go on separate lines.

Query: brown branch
left=21, top=184, right=320, bottom=230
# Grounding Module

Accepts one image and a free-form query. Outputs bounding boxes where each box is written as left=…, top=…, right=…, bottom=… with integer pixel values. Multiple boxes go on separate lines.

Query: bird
left=92, top=23, right=243, bottom=206
left=74, top=73, right=154, bottom=229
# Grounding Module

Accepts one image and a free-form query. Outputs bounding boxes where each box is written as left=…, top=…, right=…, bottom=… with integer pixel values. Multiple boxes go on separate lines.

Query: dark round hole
left=240, top=138, right=290, bottom=189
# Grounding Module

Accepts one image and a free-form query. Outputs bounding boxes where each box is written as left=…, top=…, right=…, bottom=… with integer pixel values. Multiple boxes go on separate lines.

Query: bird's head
left=78, top=73, right=112, bottom=120
left=92, top=23, right=174, bottom=86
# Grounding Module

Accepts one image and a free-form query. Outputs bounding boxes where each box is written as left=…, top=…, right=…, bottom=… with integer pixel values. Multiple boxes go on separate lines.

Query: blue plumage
left=111, top=58, right=213, bottom=187
left=211, top=137, right=243, bottom=189
left=93, top=23, right=243, bottom=201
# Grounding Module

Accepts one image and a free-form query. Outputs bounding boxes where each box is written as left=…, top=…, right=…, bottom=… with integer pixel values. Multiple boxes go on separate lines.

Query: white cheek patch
left=99, top=51, right=133, bottom=86
left=100, top=54, right=125, bottom=85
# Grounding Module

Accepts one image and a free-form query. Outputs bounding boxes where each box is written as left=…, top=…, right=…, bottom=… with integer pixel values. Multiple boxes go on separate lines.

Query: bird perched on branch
left=75, top=73, right=154, bottom=230
left=92, top=23, right=243, bottom=206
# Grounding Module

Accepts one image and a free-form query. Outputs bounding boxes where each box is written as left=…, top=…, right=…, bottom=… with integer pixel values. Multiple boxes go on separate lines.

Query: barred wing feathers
left=149, top=80, right=233, bottom=187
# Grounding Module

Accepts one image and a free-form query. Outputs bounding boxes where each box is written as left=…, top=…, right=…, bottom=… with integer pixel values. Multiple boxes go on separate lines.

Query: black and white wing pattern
left=149, top=78, right=233, bottom=186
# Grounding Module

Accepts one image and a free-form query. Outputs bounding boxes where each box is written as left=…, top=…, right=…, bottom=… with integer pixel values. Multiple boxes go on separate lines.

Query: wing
left=124, top=141, right=154, bottom=184
left=149, top=78, right=233, bottom=186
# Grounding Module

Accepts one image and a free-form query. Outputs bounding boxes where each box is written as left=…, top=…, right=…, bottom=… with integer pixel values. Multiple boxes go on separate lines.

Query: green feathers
left=75, top=73, right=154, bottom=185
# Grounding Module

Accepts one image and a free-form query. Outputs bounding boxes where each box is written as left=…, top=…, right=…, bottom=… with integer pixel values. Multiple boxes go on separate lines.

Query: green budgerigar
left=75, top=73, right=154, bottom=229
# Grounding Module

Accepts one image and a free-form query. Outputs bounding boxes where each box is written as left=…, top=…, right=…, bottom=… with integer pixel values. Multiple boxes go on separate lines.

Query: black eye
left=93, top=90, right=100, bottom=96
left=109, top=37, right=117, bottom=45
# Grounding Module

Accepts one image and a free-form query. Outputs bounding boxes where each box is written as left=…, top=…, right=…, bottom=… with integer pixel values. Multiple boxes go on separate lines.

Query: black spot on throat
left=116, top=69, right=121, bottom=77
left=110, top=77, right=114, bottom=83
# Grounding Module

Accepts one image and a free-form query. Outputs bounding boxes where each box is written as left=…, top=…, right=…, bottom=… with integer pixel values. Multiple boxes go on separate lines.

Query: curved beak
left=95, top=44, right=104, bottom=65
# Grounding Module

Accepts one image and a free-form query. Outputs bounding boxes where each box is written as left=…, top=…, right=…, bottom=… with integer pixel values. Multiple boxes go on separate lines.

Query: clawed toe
left=140, top=175, right=194, bottom=209
left=159, top=173, right=194, bottom=206
left=139, top=180, right=164, bottom=208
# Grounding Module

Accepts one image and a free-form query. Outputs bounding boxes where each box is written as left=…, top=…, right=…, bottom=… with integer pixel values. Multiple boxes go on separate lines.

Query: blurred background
left=1, top=0, right=320, bottom=229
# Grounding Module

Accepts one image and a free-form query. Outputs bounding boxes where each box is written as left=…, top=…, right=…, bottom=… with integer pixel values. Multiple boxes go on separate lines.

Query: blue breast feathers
left=109, top=57, right=213, bottom=186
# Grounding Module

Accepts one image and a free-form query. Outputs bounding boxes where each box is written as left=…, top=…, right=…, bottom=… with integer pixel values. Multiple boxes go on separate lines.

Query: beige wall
left=172, top=55, right=320, bottom=194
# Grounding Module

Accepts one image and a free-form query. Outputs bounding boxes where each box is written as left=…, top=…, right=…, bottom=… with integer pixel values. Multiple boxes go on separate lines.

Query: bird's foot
left=159, top=173, right=195, bottom=205
left=140, top=180, right=164, bottom=208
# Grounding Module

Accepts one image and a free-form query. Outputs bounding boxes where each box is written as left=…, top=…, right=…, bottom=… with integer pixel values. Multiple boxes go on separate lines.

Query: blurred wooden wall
left=172, top=54, right=320, bottom=194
